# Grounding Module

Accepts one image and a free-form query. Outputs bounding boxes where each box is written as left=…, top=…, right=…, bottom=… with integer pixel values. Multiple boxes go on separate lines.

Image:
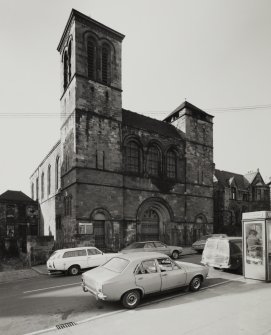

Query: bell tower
left=57, top=9, right=125, bottom=125
left=57, top=9, right=125, bottom=174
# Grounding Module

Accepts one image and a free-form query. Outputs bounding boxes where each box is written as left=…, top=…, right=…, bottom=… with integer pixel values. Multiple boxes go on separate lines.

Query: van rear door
left=201, top=238, right=218, bottom=266
left=202, top=238, right=230, bottom=268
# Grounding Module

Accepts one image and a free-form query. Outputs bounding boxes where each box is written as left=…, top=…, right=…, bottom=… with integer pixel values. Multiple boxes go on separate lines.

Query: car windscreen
left=102, top=257, right=130, bottom=273
left=123, top=242, right=144, bottom=250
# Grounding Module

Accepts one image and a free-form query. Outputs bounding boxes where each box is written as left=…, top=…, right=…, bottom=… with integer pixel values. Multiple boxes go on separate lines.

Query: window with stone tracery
left=147, top=146, right=160, bottom=177
left=166, top=150, right=176, bottom=179
left=126, top=141, right=140, bottom=174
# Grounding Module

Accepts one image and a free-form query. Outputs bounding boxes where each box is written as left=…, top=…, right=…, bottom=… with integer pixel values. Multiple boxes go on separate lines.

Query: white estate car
left=47, top=247, right=116, bottom=276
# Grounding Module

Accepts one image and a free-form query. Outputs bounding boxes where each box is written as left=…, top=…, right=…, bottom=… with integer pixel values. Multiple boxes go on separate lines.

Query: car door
left=154, top=242, right=171, bottom=256
left=157, top=258, right=186, bottom=290
left=63, top=249, right=88, bottom=270
left=135, top=259, right=161, bottom=294
left=87, top=248, right=104, bottom=267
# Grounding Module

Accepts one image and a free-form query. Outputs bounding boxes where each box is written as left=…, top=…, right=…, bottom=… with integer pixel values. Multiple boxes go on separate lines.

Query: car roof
left=130, top=241, right=161, bottom=244
left=117, top=252, right=169, bottom=261
left=55, top=246, right=97, bottom=253
left=208, top=236, right=242, bottom=241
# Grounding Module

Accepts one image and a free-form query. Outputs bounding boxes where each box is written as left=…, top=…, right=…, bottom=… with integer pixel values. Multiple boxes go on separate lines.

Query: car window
left=102, top=257, right=129, bottom=273
left=205, top=239, right=217, bottom=250
left=144, top=242, right=155, bottom=249
left=124, top=242, right=144, bottom=249
left=87, top=248, right=102, bottom=255
left=137, top=260, right=157, bottom=274
left=63, top=249, right=87, bottom=258
left=230, top=241, right=242, bottom=253
left=154, top=242, right=166, bottom=248
left=157, top=258, right=174, bottom=271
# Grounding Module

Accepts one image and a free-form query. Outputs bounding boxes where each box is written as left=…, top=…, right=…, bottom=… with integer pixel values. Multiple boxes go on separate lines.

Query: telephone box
left=242, top=211, right=271, bottom=282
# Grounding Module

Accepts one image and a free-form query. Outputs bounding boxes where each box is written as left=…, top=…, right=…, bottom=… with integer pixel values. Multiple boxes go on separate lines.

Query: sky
left=0, top=0, right=271, bottom=196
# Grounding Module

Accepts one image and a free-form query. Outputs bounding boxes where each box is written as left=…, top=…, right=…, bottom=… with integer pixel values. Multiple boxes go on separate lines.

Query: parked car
left=201, top=236, right=242, bottom=272
left=120, top=241, right=183, bottom=259
left=82, top=252, right=208, bottom=309
left=192, top=234, right=228, bottom=253
left=46, top=247, right=116, bottom=276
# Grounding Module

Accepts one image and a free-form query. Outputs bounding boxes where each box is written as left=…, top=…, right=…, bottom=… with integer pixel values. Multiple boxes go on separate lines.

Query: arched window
left=68, top=42, right=71, bottom=82
left=31, top=183, right=34, bottom=199
left=47, top=165, right=51, bottom=196
left=36, top=177, right=39, bottom=201
left=126, top=141, right=140, bottom=174
left=63, top=41, right=72, bottom=90
left=63, top=51, right=69, bottom=90
left=101, top=45, right=110, bottom=85
left=55, top=156, right=60, bottom=191
left=87, top=38, right=96, bottom=80
left=231, top=187, right=237, bottom=200
left=41, top=172, right=44, bottom=199
left=166, top=150, right=176, bottom=179
left=147, top=146, right=160, bottom=177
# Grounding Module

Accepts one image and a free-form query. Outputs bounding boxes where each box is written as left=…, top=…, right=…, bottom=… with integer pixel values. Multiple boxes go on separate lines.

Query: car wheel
left=171, top=250, right=179, bottom=260
left=189, top=276, right=202, bottom=292
left=68, top=265, right=80, bottom=276
left=121, top=290, right=141, bottom=309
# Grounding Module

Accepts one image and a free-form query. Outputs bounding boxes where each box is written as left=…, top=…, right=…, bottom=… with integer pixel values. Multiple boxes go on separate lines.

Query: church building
left=30, top=9, right=214, bottom=251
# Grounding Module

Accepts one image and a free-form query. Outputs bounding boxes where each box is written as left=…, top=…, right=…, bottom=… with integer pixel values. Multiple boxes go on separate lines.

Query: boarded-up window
left=87, top=39, right=95, bottom=80
left=101, top=46, right=110, bottom=84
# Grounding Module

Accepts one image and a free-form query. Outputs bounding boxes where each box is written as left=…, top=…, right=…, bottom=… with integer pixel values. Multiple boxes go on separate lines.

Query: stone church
left=30, top=9, right=214, bottom=251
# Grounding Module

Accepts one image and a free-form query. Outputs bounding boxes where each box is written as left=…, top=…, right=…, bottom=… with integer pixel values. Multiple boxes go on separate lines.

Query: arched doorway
left=93, top=212, right=106, bottom=250
left=136, top=198, right=173, bottom=243
left=141, top=208, right=160, bottom=241
left=90, top=208, right=112, bottom=251
left=192, top=214, right=207, bottom=243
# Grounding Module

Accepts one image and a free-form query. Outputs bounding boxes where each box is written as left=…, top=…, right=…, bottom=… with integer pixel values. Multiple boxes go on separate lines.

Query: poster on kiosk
left=242, top=211, right=271, bottom=282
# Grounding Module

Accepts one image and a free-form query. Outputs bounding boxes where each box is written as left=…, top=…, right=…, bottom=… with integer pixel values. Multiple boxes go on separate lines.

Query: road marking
left=23, top=278, right=237, bottom=335
left=23, top=282, right=81, bottom=294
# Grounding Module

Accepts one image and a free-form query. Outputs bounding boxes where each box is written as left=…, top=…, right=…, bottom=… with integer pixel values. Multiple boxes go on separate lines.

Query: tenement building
left=214, top=169, right=270, bottom=236
left=30, top=9, right=214, bottom=251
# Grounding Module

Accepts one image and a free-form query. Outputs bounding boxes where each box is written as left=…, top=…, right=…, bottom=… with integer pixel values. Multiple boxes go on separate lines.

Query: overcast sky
left=0, top=0, right=271, bottom=196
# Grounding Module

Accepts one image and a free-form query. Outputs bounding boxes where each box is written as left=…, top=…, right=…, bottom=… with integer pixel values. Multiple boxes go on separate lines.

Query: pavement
left=21, top=267, right=271, bottom=335
left=0, top=247, right=197, bottom=284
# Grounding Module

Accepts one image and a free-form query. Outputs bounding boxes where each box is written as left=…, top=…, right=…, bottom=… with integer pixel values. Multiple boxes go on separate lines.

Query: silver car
left=82, top=252, right=208, bottom=309
left=120, top=241, right=183, bottom=259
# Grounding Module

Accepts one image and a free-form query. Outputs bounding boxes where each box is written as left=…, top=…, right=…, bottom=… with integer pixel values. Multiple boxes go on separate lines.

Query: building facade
left=0, top=190, right=39, bottom=254
left=214, top=169, right=270, bottom=236
left=30, top=9, right=214, bottom=251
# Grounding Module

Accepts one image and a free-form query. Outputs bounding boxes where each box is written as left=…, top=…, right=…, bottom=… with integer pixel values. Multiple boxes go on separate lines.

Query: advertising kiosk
left=242, top=211, right=271, bottom=282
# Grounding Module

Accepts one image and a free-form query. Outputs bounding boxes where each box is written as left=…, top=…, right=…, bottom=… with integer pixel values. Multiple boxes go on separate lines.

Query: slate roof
left=243, top=171, right=258, bottom=185
left=0, top=190, right=35, bottom=203
left=163, top=101, right=213, bottom=123
left=214, top=169, right=250, bottom=190
left=122, top=109, right=184, bottom=139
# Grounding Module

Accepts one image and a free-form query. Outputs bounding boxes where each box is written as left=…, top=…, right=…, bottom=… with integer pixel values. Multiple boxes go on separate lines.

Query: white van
left=46, top=247, right=116, bottom=275
left=201, top=237, right=242, bottom=272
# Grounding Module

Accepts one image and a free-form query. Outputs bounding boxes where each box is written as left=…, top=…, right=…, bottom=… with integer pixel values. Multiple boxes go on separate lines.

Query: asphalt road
left=0, top=254, right=234, bottom=335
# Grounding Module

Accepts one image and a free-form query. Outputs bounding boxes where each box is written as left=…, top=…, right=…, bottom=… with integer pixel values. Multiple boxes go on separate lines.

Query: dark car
left=120, top=241, right=183, bottom=259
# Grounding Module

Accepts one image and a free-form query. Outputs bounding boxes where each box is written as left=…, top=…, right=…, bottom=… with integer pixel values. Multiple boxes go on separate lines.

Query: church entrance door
left=141, top=208, right=159, bottom=241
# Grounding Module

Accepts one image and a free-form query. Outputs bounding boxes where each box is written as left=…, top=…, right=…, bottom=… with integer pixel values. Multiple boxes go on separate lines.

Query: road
left=0, top=254, right=238, bottom=335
